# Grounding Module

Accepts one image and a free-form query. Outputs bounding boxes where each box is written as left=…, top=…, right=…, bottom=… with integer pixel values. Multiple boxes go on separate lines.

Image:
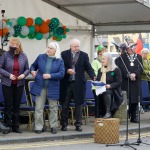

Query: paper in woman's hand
left=91, top=81, right=106, bottom=96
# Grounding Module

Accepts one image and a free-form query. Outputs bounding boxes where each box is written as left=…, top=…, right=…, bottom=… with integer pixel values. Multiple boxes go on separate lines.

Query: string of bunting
left=0, top=16, right=70, bottom=41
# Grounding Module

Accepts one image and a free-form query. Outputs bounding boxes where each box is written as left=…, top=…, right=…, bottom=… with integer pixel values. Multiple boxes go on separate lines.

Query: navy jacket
left=30, top=54, right=65, bottom=100
left=0, top=51, right=29, bottom=86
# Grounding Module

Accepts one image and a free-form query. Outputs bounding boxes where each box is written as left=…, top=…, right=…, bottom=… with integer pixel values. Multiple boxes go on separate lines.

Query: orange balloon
left=64, top=31, right=66, bottom=34
left=46, top=19, right=50, bottom=25
left=0, top=29, right=2, bottom=36
left=52, top=36, right=57, bottom=40
left=63, top=26, right=67, bottom=30
left=34, top=24, right=40, bottom=32
left=26, top=18, right=34, bottom=26
left=3, top=19, right=8, bottom=22
left=39, top=23, right=49, bottom=34
left=3, top=28, right=8, bottom=35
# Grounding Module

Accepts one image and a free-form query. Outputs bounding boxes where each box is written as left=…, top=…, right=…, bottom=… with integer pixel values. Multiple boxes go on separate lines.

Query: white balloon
left=43, top=32, right=49, bottom=39
left=9, top=18, right=17, bottom=27
left=6, top=24, right=11, bottom=29
left=21, top=26, right=29, bottom=36
left=0, top=20, right=6, bottom=29
left=9, top=27, right=15, bottom=36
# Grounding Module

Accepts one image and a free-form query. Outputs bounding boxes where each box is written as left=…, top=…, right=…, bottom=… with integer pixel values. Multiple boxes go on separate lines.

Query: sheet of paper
left=95, top=86, right=106, bottom=96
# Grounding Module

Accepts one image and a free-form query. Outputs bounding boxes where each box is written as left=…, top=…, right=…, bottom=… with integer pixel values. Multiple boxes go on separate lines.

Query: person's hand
left=67, top=69, right=76, bottom=75
left=93, top=76, right=97, bottom=81
left=43, top=74, right=51, bottom=79
left=31, top=71, right=37, bottom=77
left=17, top=74, right=25, bottom=80
left=130, top=73, right=136, bottom=81
left=10, top=74, right=16, bottom=80
left=106, top=84, right=111, bottom=89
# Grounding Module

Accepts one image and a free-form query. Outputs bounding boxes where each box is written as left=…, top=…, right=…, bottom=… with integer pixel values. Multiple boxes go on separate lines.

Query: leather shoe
left=3, top=129, right=11, bottom=134
left=76, top=126, right=82, bottom=132
left=42, top=126, right=47, bottom=132
left=0, top=122, right=10, bottom=132
left=35, top=130, right=42, bottom=134
left=51, top=128, right=57, bottom=134
left=12, top=128, right=22, bottom=133
left=61, top=126, right=67, bottom=131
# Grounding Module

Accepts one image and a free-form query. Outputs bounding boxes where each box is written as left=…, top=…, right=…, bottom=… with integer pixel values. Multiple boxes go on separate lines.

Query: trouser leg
left=48, top=100, right=58, bottom=128
left=103, top=93, right=112, bottom=118
left=35, top=89, right=46, bottom=130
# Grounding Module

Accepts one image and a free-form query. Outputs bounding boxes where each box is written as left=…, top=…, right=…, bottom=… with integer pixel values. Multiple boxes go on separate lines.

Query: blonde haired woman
left=30, top=42, right=65, bottom=134
left=0, top=38, right=29, bottom=134
left=95, top=52, right=122, bottom=118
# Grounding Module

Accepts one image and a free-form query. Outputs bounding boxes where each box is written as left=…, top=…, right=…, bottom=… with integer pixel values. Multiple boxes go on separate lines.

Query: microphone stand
left=125, top=37, right=150, bottom=146
left=129, top=48, right=150, bottom=147
left=106, top=46, right=138, bottom=150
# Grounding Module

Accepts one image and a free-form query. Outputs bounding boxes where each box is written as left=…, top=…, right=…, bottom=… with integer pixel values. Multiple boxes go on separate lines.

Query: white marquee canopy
left=42, top=0, right=150, bottom=34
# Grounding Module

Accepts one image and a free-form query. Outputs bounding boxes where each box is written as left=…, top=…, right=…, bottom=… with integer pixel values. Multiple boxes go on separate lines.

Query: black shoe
left=76, top=126, right=82, bottom=132
left=0, top=122, right=10, bottom=132
left=51, top=128, right=57, bottom=134
left=35, top=130, right=42, bottom=134
left=130, top=118, right=139, bottom=123
left=61, top=126, right=67, bottom=131
left=42, top=126, right=47, bottom=132
left=12, top=128, right=22, bottom=133
left=3, top=129, right=11, bottom=134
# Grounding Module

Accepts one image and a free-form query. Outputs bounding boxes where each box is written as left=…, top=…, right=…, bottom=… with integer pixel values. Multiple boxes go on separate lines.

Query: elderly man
left=60, top=39, right=96, bottom=132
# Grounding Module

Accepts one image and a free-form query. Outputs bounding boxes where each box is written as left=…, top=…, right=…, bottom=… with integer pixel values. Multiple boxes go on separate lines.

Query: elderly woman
left=30, top=42, right=65, bottom=134
left=94, top=52, right=123, bottom=118
left=0, top=38, right=29, bottom=134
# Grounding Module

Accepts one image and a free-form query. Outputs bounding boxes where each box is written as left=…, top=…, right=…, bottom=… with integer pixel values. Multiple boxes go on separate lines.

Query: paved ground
left=0, top=111, right=150, bottom=144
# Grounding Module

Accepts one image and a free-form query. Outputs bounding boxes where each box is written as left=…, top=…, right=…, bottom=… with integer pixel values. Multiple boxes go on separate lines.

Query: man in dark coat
left=60, top=39, right=96, bottom=132
left=115, top=43, right=143, bottom=123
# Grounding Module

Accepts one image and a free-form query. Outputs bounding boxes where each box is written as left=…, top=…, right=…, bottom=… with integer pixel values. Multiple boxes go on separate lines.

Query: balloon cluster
left=0, top=16, right=70, bottom=41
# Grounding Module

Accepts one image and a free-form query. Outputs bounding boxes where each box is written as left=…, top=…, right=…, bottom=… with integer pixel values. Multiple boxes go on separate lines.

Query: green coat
left=91, top=58, right=101, bottom=76
left=141, top=59, right=150, bottom=81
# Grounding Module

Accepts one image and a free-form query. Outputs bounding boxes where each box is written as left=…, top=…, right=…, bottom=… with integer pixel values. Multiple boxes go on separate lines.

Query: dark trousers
left=60, top=82, right=82, bottom=127
left=2, top=84, right=24, bottom=128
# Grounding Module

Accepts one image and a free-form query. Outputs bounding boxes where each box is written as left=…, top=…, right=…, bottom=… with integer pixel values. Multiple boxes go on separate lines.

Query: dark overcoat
left=60, top=49, right=95, bottom=105
left=115, top=53, right=143, bottom=103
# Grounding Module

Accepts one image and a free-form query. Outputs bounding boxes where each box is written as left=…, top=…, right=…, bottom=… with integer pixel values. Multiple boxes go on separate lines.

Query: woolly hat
left=96, top=45, right=104, bottom=52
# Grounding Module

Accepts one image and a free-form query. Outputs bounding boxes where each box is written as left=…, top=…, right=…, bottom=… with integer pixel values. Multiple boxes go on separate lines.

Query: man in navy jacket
left=60, top=39, right=96, bottom=132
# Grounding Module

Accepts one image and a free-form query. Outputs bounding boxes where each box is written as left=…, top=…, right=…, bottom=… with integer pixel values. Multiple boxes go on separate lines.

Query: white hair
left=141, top=48, right=149, bottom=54
left=70, top=39, right=80, bottom=46
left=102, top=52, right=117, bottom=71
left=46, top=42, right=61, bottom=59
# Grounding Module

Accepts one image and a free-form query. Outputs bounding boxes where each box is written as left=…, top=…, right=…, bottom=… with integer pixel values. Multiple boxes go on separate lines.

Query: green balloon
left=56, top=27, right=64, bottom=35
left=13, top=33, right=19, bottom=37
left=6, top=21, right=12, bottom=26
left=62, top=34, right=67, bottom=39
left=35, top=32, right=43, bottom=40
left=66, top=28, right=70, bottom=32
left=19, top=33, right=26, bottom=38
left=29, top=26, right=35, bottom=34
left=17, top=16, right=26, bottom=26
left=28, top=33, right=35, bottom=39
left=35, top=17, right=43, bottom=25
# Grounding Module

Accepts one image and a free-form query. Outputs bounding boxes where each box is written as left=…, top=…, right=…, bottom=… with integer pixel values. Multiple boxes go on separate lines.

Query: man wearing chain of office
left=115, top=42, right=143, bottom=123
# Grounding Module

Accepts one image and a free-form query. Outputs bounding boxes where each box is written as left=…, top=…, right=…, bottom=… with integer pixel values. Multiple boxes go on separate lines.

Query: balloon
left=13, top=25, right=22, bottom=32
left=35, top=17, right=43, bottom=25
left=34, top=24, right=40, bottom=32
left=29, top=26, right=35, bottom=34
left=6, top=24, right=11, bottom=29
left=13, top=33, right=19, bottom=37
left=56, top=27, right=64, bottom=35
left=21, top=26, right=29, bottom=36
left=66, top=28, right=70, bottom=32
left=26, top=18, right=34, bottom=26
left=35, top=32, right=43, bottom=40
left=52, top=36, right=57, bottom=40
left=62, top=34, right=67, bottom=39
left=17, top=16, right=26, bottom=26
left=39, top=23, right=49, bottom=34
left=28, top=33, right=35, bottom=39
left=9, top=27, right=15, bottom=35
left=43, top=32, right=50, bottom=39
left=3, top=28, right=8, bottom=35
left=6, top=21, right=12, bottom=27
left=46, top=19, right=50, bottom=25
left=0, top=20, right=6, bottom=29
left=9, top=18, right=17, bottom=27
left=62, top=26, right=66, bottom=30
left=19, top=33, right=27, bottom=38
